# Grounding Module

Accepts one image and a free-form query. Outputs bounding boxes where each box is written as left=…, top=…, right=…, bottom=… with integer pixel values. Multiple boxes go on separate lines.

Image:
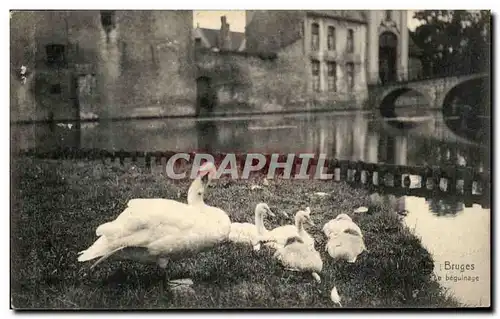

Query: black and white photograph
left=8, top=5, right=492, bottom=310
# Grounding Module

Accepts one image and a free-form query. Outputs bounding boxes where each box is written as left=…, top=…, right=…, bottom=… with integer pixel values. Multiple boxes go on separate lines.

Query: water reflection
left=196, top=121, right=217, bottom=153
left=367, top=193, right=490, bottom=305
left=402, top=196, right=490, bottom=307
left=10, top=110, right=488, bottom=171
left=427, top=198, right=465, bottom=217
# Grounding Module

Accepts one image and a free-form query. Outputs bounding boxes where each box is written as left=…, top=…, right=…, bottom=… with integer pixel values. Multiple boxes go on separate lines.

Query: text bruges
left=444, top=261, right=475, bottom=272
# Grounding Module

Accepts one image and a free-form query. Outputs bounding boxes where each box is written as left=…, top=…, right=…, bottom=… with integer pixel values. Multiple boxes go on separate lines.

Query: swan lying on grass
left=323, top=213, right=367, bottom=263
left=259, top=235, right=323, bottom=283
left=77, top=162, right=231, bottom=289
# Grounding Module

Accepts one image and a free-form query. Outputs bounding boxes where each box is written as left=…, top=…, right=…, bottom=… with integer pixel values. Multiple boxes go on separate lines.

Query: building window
left=346, top=63, right=354, bottom=91
left=327, top=62, right=337, bottom=92
left=347, top=29, right=354, bottom=53
left=311, top=23, right=319, bottom=51
left=195, top=38, right=202, bottom=49
left=385, top=10, right=392, bottom=21
left=327, top=26, right=336, bottom=51
left=311, top=60, right=320, bottom=92
left=50, top=84, right=61, bottom=94
left=100, top=10, right=116, bottom=31
left=100, top=10, right=116, bottom=43
left=78, top=74, right=97, bottom=96
left=45, top=44, right=66, bottom=67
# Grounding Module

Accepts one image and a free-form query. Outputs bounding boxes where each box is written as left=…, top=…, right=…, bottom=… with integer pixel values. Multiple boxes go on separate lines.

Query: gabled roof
left=307, top=10, right=367, bottom=24
left=193, top=27, right=245, bottom=51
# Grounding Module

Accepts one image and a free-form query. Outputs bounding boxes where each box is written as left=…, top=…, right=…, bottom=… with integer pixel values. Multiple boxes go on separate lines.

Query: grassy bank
left=10, top=157, right=460, bottom=309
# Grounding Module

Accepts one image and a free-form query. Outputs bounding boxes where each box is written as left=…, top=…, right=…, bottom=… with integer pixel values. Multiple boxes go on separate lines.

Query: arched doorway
left=379, top=32, right=398, bottom=84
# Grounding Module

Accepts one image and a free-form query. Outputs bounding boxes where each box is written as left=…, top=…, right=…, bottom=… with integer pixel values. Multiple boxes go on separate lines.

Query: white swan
left=228, top=203, right=280, bottom=250
left=264, top=235, right=323, bottom=283
left=323, top=213, right=366, bottom=263
left=322, top=213, right=363, bottom=239
left=262, top=207, right=315, bottom=250
left=77, top=163, right=231, bottom=287
left=325, top=231, right=367, bottom=263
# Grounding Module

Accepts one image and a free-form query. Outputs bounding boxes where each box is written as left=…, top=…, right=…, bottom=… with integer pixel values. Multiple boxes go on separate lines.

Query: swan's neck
left=295, top=218, right=305, bottom=235
left=187, top=177, right=206, bottom=207
left=189, top=197, right=205, bottom=208
left=255, top=211, right=267, bottom=235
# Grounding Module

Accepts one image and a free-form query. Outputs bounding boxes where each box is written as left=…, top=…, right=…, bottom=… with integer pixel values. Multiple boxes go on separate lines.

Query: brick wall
left=195, top=39, right=309, bottom=114
left=107, top=10, right=196, bottom=118
left=196, top=37, right=368, bottom=114
left=10, top=11, right=44, bottom=122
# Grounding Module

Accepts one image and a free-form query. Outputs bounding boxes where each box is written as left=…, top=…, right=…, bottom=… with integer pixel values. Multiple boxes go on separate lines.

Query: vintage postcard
left=10, top=8, right=491, bottom=310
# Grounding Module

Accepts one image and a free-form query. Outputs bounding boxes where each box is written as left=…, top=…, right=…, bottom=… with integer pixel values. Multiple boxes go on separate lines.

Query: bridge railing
left=13, top=147, right=491, bottom=209
left=368, top=66, right=488, bottom=87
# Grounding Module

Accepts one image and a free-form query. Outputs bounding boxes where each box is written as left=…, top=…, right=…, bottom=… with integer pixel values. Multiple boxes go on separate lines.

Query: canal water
left=403, top=197, right=490, bottom=307
left=10, top=109, right=491, bottom=306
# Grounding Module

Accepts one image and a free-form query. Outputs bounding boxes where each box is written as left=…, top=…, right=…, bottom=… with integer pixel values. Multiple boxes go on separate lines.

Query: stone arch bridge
left=368, top=72, right=490, bottom=115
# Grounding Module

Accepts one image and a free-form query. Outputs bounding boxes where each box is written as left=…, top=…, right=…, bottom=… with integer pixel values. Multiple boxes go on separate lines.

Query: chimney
left=218, top=15, right=232, bottom=50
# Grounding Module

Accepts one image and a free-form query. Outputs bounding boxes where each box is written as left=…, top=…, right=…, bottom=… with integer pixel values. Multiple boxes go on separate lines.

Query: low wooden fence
left=14, top=147, right=491, bottom=209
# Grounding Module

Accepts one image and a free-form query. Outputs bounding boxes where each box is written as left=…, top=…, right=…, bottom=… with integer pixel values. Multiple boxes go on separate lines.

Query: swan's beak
left=307, top=219, right=315, bottom=226
left=201, top=173, right=210, bottom=185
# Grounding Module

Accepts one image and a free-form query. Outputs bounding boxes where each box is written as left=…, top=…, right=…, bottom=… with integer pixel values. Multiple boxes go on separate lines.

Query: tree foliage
left=410, top=10, right=490, bottom=76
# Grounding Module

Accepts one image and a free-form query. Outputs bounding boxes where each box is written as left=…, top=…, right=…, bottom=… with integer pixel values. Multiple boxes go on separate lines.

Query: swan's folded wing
left=125, top=199, right=193, bottom=216
left=97, top=205, right=200, bottom=240
left=109, top=199, right=192, bottom=225
left=146, top=221, right=214, bottom=255
left=323, top=220, right=342, bottom=237
left=323, top=220, right=363, bottom=238
left=126, top=198, right=182, bottom=208
left=267, top=225, right=297, bottom=243
left=278, top=243, right=323, bottom=272
left=328, top=232, right=364, bottom=254
left=229, top=223, right=258, bottom=243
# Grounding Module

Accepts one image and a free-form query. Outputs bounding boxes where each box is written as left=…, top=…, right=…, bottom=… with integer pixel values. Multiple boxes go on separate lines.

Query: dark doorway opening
left=196, top=76, right=216, bottom=116
left=379, top=32, right=398, bottom=84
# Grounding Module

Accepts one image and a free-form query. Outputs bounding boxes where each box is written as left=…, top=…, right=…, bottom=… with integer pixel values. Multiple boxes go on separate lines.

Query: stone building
left=10, top=10, right=195, bottom=122
left=408, top=33, right=424, bottom=81
left=11, top=10, right=421, bottom=122
left=245, top=10, right=411, bottom=104
left=193, top=17, right=246, bottom=51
